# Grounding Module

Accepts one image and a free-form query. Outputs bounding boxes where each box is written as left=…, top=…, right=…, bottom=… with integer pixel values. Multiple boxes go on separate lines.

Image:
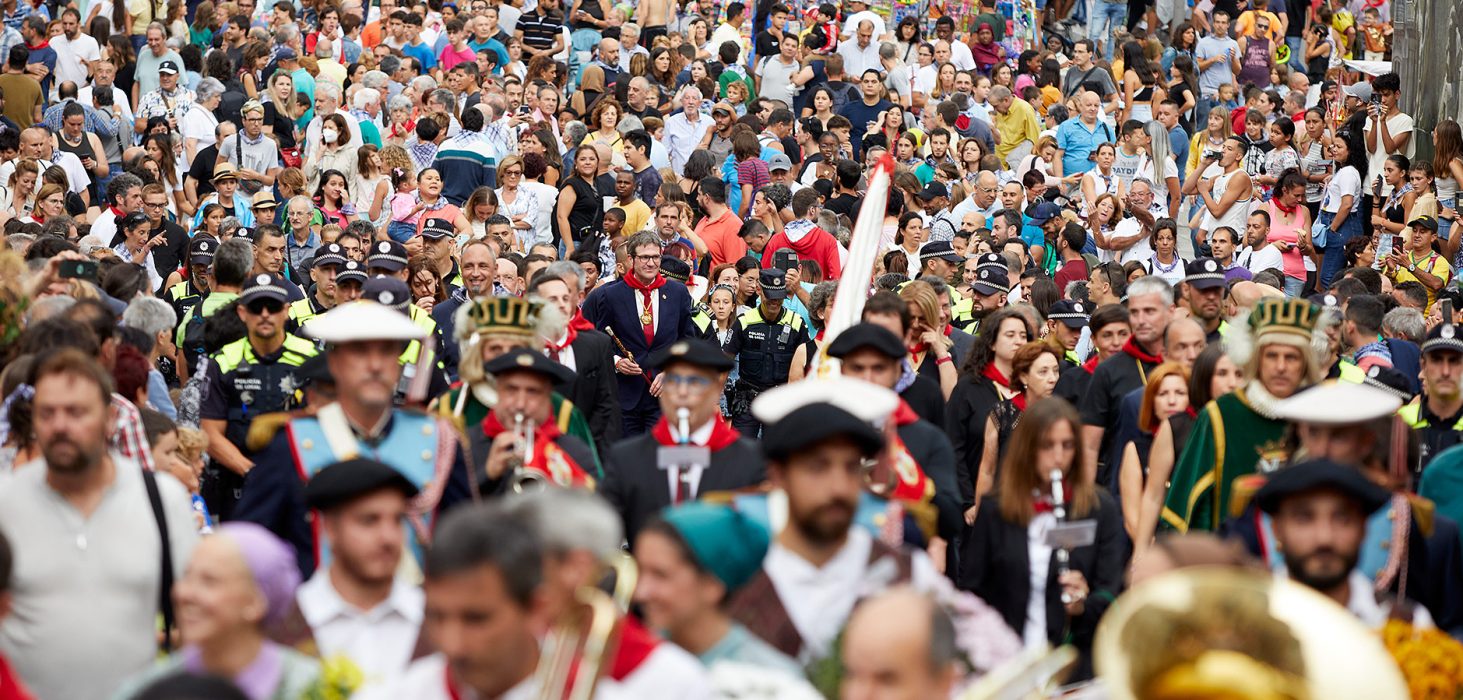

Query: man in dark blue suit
left=583, top=231, right=697, bottom=435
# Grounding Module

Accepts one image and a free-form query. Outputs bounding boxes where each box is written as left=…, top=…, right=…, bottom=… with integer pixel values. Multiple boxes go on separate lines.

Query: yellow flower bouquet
left=1382, top=619, right=1463, bottom=699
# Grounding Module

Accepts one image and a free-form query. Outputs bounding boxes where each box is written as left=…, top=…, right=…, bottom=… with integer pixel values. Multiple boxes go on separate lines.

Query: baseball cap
left=276, top=46, right=298, bottom=62
left=1029, top=201, right=1063, bottom=226
left=1342, top=81, right=1373, bottom=102
left=918, top=182, right=948, bottom=201
left=158, top=60, right=180, bottom=75
left=1409, top=215, right=1439, bottom=233
left=767, top=153, right=792, bottom=172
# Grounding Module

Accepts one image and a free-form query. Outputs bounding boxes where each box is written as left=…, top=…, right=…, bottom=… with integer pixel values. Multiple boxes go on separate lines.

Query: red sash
left=882, top=401, right=936, bottom=503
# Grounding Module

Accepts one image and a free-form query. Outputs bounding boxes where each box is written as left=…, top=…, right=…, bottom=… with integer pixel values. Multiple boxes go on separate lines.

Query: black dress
left=558, top=176, right=603, bottom=244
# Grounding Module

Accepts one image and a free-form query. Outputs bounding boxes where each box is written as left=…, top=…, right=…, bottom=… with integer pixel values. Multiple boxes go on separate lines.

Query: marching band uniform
left=600, top=339, right=766, bottom=544
left=434, top=297, right=602, bottom=479
left=234, top=302, right=473, bottom=576
left=475, top=349, right=599, bottom=495
left=1164, top=299, right=1321, bottom=533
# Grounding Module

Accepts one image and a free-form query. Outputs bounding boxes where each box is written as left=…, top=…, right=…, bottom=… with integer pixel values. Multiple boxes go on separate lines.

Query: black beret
left=763, top=402, right=884, bottom=462
left=645, top=338, right=735, bottom=372
left=305, top=458, right=420, bottom=511
left=825, top=323, right=906, bottom=360
left=1254, top=459, right=1391, bottom=517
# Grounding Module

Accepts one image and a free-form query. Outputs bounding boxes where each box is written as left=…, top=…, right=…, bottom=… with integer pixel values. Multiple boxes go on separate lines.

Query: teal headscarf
left=661, top=502, right=771, bottom=592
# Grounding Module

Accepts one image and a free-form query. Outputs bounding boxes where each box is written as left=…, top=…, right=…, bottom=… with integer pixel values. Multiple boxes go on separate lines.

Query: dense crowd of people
left=0, top=0, right=1458, bottom=696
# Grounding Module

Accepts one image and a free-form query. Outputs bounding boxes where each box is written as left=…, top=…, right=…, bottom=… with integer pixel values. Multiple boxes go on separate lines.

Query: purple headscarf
left=216, top=522, right=301, bottom=629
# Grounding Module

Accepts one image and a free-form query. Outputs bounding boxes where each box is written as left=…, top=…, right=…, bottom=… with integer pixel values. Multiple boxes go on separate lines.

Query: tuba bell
left=532, top=551, right=639, bottom=700
left=1093, top=566, right=1408, bottom=700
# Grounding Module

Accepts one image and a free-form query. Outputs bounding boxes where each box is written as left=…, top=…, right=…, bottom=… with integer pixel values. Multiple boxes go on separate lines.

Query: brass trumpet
left=508, top=412, right=548, bottom=494
left=533, top=551, right=639, bottom=700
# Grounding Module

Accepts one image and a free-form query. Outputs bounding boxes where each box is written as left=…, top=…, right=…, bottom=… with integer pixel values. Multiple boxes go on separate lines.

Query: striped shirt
left=516, top=9, right=561, bottom=52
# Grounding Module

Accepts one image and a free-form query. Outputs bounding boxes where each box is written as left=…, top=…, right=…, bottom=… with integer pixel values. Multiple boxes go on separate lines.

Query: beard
left=43, top=435, right=105, bottom=474
left=1283, top=547, right=1357, bottom=593
left=793, top=499, right=857, bottom=545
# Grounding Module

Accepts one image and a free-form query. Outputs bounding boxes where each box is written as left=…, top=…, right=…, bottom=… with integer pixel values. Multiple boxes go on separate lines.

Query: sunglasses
left=246, top=299, right=286, bottom=314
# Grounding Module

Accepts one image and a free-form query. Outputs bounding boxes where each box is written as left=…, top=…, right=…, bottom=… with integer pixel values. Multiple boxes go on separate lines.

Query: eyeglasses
left=633, top=254, right=661, bottom=262
left=245, top=299, right=286, bottom=314
left=662, top=373, right=715, bottom=390
left=144, top=201, right=167, bottom=209
left=503, top=169, right=522, bottom=176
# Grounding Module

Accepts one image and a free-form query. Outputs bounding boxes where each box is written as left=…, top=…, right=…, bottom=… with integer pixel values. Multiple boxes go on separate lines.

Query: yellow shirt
left=993, top=98, right=1043, bottom=162
left=1393, top=250, right=1452, bottom=311
left=128, top=0, right=166, bottom=34
left=1237, top=11, right=1285, bottom=43
left=617, top=197, right=653, bottom=236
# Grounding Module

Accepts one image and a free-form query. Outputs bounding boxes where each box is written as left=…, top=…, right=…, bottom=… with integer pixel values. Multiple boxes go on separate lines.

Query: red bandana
left=609, top=616, right=662, bottom=681
left=624, top=273, right=667, bottom=344
left=1082, top=355, right=1101, bottom=374
left=982, top=363, right=1012, bottom=389
left=482, top=410, right=595, bottom=489
left=1273, top=199, right=1299, bottom=217
left=1121, top=337, right=1164, bottom=365
left=623, top=273, right=668, bottom=293
left=1012, top=392, right=1029, bottom=411
left=651, top=414, right=741, bottom=450
left=892, top=399, right=920, bottom=426
left=569, top=308, right=595, bottom=332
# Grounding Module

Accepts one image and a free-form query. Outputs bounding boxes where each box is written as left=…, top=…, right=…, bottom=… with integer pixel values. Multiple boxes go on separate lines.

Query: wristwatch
left=1409, top=262, right=1418, bottom=272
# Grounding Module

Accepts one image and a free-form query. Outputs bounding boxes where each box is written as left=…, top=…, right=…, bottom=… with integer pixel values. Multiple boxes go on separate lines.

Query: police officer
left=1046, top=299, right=1090, bottom=368
left=161, top=234, right=218, bottom=327
left=288, top=242, right=349, bottom=331
left=335, top=260, right=367, bottom=303
left=234, top=301, right=474, bottom=576
left=367, top=238, right=441, bottom=352
left=1402, top=322, right=1463, bottom=470
left=198, top=273, right=320, bottom=519
left=950, top=252, right=1009, bottom=333
left=176, top=237, right=253, bottom=379
left=726, top=268, right=811, bottom=436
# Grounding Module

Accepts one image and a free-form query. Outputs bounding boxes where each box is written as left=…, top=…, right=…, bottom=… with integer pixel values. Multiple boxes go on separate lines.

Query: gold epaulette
left=1406, top=493, right=1436, bottom=538
left=247, top=411, right=297, bottom=452
left=1229, top=474, right=1270, bottom=518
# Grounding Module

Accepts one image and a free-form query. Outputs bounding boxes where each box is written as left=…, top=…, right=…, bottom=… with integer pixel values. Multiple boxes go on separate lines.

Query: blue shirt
left=402, top=40, right=438, bottom=72
left=1055, top=116, right=1114, bottom=177
left=837, top=97, right=894, bottom=158
left=469, top=37, right=510, bottom=73
left=27, top=43, right=56, bottom=96
left=1169, top=124, right=1190, bottom=179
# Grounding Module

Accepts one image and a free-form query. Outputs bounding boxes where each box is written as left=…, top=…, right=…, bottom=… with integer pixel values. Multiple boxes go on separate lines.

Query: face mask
left=322, top=128, right=339, bottom=144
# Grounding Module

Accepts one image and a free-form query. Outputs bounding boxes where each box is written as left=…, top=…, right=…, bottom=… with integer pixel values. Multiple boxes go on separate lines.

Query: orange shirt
left=361, top=20, right=385, bottom=49
left=694, top=206, right=747, bottom=267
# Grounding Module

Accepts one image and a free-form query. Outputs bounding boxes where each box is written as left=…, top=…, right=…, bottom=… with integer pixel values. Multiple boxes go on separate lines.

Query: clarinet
left=1050, top=468, right=1073, bottom=605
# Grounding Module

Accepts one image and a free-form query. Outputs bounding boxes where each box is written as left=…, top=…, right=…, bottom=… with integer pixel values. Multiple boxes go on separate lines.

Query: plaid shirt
left=42, top=99, right=118, bottom=139
left=111, top=394, right=156, bottom=472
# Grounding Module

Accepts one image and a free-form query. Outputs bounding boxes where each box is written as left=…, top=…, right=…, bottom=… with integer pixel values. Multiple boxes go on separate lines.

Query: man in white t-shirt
left=1243, top=209, right=1286, bottom=275
left=1111, top=120, right=1148, bottom=187
left=50, top=9, right=100, bottom=98
left=932, top=17, right=975, bottom=70
left=840, top=0, right=886, bottom=40
left=1361, top=73, right=1413, bottom=200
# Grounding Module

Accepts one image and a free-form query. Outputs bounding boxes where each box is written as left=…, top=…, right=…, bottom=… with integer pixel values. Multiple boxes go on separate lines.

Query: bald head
left=1164, top=317, right=1208, bottom=368
left=841, top=588, right=959, bottom=698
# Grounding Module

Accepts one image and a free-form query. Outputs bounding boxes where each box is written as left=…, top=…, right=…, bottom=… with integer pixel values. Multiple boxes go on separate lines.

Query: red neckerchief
left=624, top=273, right=667, bottom=344
left=815, top=328, right=826, bottom=343
left=1185, top=405, right=1199, bottom=419
left=1122, top=337, right=1164, bottom=365
left=0, top=655, right=35, bottom=700
left=892, top=399, right=919, bottom=426
left=569, top=308, right=595, bottom=332
left=623, top=272, right=667, bottom=293
left=545, top=324, right=579, bottom=359
left=444, top=666, right=463, bottom=700
left=1082, top=355, right=1101, bottom=374
left=1032, top=496, right=1058, bottom=514
left=1273, top=198, right=1299, bottom=216
left=108, top=205, right=126, bottom=219
left=482, top=410, right=595, bottom=488
left=1012, top=392, right=1029, bottom=411
left=609, top=616, right=661, bottom=681
left=982, top=363, right=1012, bottom=389
left=943, top=323, right=954, bottom=337
left=651, top=414, right=741, bottom=450
left=25, top=40, right=48, bottom=50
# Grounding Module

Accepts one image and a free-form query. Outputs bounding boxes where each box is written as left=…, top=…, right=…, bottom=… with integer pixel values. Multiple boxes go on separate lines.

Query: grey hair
left=1383, top=307, right=1425, bottom=344
left=878, top=41, right=896, bottom=60
left=213, top=238, right=255, bottom=286
left=315, top=81, right=341, bottom=103
left=26, top=295, right=76, bottom=324
left=679, top=84, right=703, bottom=103
left=989, top=84, right=1012, bottom=102
left=195, top=77, right=225, bottom=101
left=220, top=218, right=247, bottom=239
left=352, top=87, right=381, bottom=111
left=809, top=280, right=838, bottom=325
left=146, top=21, right=167, bottom=36
left=544, top=260, right=586, bottom=293
left=362, top=70, right=390, bottom=90
left=410, top=75, right=438, bottom=94
left=622, top=22, right=640, bottom=36
left=1127, top=275, right=1175, bottom=305
left=40, top=216, right=74, bottom=240
left=387, top=94, right=414, bottom=113
left=123, top=297, right=178, bottom=339
left=502, top=489, right=623, bottom=561
left=562, top=120, right=588, bottom=146
left=429, top=88, right=456, bottom=113
left=274, top=23, right=299, bottom=46
left=315, top=37, right=334, bottom=57
left=7, top=233, right=34, bottom=253
left=76, top=234, right=108, bottom=255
